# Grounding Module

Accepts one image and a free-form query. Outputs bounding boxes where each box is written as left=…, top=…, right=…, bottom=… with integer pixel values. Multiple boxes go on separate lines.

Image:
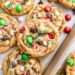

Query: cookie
left=26, top=4, right=66, bottom=33
left=17, top=19, right=59, bottom=58
left=56, top=68, right=66, bottom=75
left=3, top=48, right=41, bottom=75
left=0, top=13, right=18, bottom=53
left=47, top=0, right=58, bottom=2
left=59, top=0, right=75, bottom=9
left=0, top=0, right=34, bottom=16
left=66, top=53, right=75, bottom=75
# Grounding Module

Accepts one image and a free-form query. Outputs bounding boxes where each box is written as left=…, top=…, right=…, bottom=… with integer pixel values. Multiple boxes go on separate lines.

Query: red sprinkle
left=65, top=14, right=71, bottom=21
left=48, top=32, right=55, bottom=39
left=45, top=17, right=49, bottom=20
left=26, top=71, right=30, bottom=75
left=47, top=0, right=51, bottom=2
left=44, top=6, right=51, bottom=12
left=64, top=26, right=71, bottom=33
left=19, top=27, right=25, bottom=33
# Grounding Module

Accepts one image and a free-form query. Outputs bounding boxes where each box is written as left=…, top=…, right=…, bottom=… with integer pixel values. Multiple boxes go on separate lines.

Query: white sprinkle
left=55, top=11, right=60, bottom=16
left=0, top=35, right=3, bottom=39
left=26, top=1, right=31, bottom=5
left=0, top=30, right=2, bottom=35
left=10, top=30, right=14, bottom=36
left=20, top=66, right=24, bottom=72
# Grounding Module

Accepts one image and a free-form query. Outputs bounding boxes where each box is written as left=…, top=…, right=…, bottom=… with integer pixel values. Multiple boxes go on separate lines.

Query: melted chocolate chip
left=36, top=40, right=42, bottom=45
left=10, top=62, right=16, bottom=68
left=72, top=9, right=75, bottom=14
left=2, top=35, right=9, bottom=41
left=21, top=0, right=28, bottom=5
left=30, top=28, right=38, bottom=33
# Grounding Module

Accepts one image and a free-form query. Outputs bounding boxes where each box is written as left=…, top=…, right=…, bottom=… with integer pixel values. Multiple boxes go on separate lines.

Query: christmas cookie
left=0, top=13, right=18, bottom=53
left=17, top=19, right=59, bottom=57
left=47, top=0, right=58, bottom=2
left=3, top=48, right=41, bottom=75
left=56, top=68, right=66, bottom=75
left=26, top=4, right=66, bottom=32
left=66, top=53, right=75, bottom=75
left=0, top=0, right=34, bottom=16
left=59, top=0, right=75, bottom=9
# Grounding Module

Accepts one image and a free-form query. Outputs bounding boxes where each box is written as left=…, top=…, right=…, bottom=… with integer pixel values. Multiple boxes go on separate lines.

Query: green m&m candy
left=0, top=19, right=6, bottom=26
left=26, top=36, right=34, bottom=44
left=72, top=0, right=75, bottom=3
left=66, top=58, right=74, bottom=66
left=15, top=4, right=23, bottom=12
left=21, top=53, right=30, bottom=61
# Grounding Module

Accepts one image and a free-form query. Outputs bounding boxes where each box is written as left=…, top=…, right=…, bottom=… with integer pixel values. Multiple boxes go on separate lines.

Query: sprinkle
left=0, top=65, right=2, bottom=69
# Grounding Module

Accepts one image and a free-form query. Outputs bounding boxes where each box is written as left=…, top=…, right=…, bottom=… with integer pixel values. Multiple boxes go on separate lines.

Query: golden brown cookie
left=17, top=19, right=59, bottom=58
left=66, top=53, right=75, bottom=75
left=0, top=13, right=18, bottom=53
left=56, top=68, right=66, bottom=75
left=59, top=0, right=75, bottom=9
left=0, top=0, right=34, bottom=16
left=26, top=4, right=66, bottom=33
left=47, top=0, right=58, bottom=2
left=3, top=48, right=42, bottom=75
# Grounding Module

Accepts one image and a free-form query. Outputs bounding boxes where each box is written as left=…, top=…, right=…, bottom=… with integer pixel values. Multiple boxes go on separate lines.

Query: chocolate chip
left=36, top=40, right=42, bottom=45
left=72, top=8, right=75, bottom=14
left=30, top=28, right=38, bottom=33
left=10, top=62, right=16, bottom=68
left=2, top=35, right=10, bottom=41
left=21, top=0, right=28, bottom=5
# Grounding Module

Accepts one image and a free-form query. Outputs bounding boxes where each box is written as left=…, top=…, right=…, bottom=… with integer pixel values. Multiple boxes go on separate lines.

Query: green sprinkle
left=26, top=43, right=32, bottom=48
left=35, top=33, right=43, bottom=39
left=51, top=40, right=56, bottom=44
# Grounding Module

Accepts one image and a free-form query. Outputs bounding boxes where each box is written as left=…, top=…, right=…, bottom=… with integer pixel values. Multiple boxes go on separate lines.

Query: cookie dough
left=0, top=0, right=34, bottom=16
left=3, top=48, right=41, bottom=75
left=17, top=19, right=59, bottom=58
left=0, top=13, right=18, bottom=53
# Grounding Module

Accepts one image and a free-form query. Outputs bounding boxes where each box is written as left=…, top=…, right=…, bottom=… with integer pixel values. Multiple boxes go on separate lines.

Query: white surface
left=0, top=0, right=75, bottom=75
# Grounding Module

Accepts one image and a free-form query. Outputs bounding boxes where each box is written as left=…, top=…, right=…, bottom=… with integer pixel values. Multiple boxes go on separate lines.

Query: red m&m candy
left=44, top=6, right=51, bottom=12
left=64, top=26, right=71, bottom=33
left=65, top=14, right=71, bottom=21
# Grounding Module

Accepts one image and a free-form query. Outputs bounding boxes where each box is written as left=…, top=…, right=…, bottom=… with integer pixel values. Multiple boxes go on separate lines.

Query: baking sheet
left=51, top=37, right=75, bottom=75
left=0, top=0, right=75, bottom=75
